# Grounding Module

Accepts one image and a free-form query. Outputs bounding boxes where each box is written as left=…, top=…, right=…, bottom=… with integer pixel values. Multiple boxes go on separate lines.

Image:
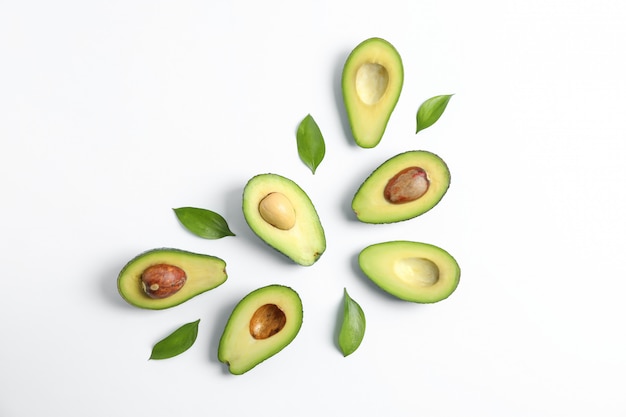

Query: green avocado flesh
left=352, top=150, right=450, bottom=224
left=218, top=285, right=303, bottom=375
left=117, top=248, right=227, bottom=310
left=243, top=173, right=326, bottom=266
left=342, top=37, right=404, bottom=148
left=359, top=241, right=460, bottom=303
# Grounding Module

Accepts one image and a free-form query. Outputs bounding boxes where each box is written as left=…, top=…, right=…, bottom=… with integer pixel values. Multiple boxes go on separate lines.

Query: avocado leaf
left=173, top=207, right=235, bottom=239
left=416, top=94, right=454, bottom=134
left=338, top=288, right=366, bottom=357
left=150, top=319, right=200, bottom=360
left=296, top=114, right=326, bottom=174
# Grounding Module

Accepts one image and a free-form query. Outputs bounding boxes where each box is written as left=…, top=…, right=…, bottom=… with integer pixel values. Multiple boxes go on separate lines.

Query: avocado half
left=342, top=37, right=404, bottom=148
left=117, top=248, right=227, bottom=310
left=352, top=150, right=450, bottom=224
left=359, top=241, right=460, bottom=303
left=218, top=285, right=303, bottom=375
left=242, top=173, right=326, bottom=266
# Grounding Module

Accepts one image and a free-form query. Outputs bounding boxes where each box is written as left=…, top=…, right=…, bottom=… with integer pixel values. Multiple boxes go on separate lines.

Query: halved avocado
left=352, top=150, right=450, bottom=224
left=117, top=248, right=227, bottom=310
left=218, top=285, right=303, bottom=375
left=359, top=241, right=460, bottom=303
left=243, top=173, right=326, bottom=266
left=342, top=37, right=404, bottom=148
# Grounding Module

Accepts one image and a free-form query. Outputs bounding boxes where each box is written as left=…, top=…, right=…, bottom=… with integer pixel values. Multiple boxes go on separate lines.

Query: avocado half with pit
left=243, top=173, right=326, bottom=266
left=218, top=284, right=303, bottom=375
left=352, top=150, right=450, bottom=224
left=342, top=37, right=404, bottom=148
left=359, top=241, right=460, bottom=303
left=117, top=248, right=227, bottom=310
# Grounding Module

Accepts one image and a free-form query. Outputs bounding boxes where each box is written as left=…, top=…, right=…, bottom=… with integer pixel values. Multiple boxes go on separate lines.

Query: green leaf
left=296, top=114, right=326, bottom=174
left=150, top=319, right=200, bottom=360
left=338, top=288, right=366, bottom=357
left=173, top=207, right=235, bottom=239
left=415, top=94, right=454, bottom=134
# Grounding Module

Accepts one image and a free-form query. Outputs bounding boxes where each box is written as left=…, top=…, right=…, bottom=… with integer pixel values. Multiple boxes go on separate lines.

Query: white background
left=1, top=0, right=625, bottom=416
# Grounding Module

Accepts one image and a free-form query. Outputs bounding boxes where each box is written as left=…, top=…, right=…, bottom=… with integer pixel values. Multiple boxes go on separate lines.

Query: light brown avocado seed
left=258, top=192, right=296, bottom=230
left=355, top=62, right=390, bottom=106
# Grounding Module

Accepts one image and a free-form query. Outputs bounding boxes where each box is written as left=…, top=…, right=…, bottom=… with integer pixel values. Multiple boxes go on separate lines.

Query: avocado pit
left=249, top=304, right=287, bottom=340
left=394, top=257, right=440, bottom=287
left=140, top=264, right=187, bottom=299
left=355, top=62, right=389, bottom=106
left=258, top=192, right=296, bottom=230
left=384, top=166, right=429, bottom=204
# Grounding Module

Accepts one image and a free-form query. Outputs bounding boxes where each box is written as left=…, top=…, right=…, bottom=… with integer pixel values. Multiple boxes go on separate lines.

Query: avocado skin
left=342, top=37, right=404, bottom=148
left=218, top=284, right=303, bottom=375
left=359, top=241, right=460, bottom=303
left=117, top=248, right=227, bottom=310
left=352, top=150, right=451, bottom=224
left=242, top=173, right=326, bottom=266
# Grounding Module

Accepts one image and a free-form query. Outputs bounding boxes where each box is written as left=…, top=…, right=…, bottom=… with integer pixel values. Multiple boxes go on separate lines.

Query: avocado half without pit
left=243, top=173, right=326, bottom=266
left=218, top=285, right=303, bottom=375
left=352, top=150, right=450, bottom=224
left=342, top=37, right=404, bottom=148
left=359, top=241, right=460, bottom=303
left=117, top=248, right=228, bottom=309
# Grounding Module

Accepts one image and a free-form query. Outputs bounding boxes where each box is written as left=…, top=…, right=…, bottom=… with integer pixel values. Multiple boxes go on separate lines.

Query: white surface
left=2, top=0, right=626, bottom=416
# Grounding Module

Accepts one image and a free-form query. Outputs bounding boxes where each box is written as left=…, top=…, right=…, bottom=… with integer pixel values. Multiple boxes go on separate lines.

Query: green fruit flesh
left=342, top=37, right=404, bottom=148
left=117, top=248, right=227, bottom=310
left=218, top=285, right=303, bottom=375
left=352, top=150, right=450, bottom=224
left=359, top=241, right=460, bottom=303
left=243, top=173, right=326, bottom=266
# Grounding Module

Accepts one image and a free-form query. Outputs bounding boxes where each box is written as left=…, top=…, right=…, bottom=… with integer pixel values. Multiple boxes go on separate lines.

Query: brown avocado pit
left=249, top=304, right=287, bottom=340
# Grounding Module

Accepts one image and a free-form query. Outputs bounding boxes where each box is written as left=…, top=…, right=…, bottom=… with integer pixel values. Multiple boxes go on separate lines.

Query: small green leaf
left=296, top=114, right=326, bottom=174
left=150, top=319, right=200, bottom=360
left=416, top=94, right=454, bottom=134
left=173, top=207, right=235, bottom=239
left=338, top=288, right=366, bottom=357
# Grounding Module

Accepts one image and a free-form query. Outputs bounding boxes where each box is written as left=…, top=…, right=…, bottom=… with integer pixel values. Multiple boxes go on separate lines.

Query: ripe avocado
left=359, top=241, right=460, bottom=303
left=218, top=285, right=303, bottom=375
left=242, top=173, right=326, bottom=266
left=341, top=37, right=404, bottom=148
left=117, top=248, right=227, bottom=310
left=352, top=150, right=450, bottom=224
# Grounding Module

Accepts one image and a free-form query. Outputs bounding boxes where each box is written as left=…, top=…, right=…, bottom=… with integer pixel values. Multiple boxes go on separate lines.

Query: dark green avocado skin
left=242, top=173, right=326, bottom=266
left=117, top=248, right=227, bottom=310
left=352, top=150, right=451, bottom=224
left=342, top=37, right=404, bottom=148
